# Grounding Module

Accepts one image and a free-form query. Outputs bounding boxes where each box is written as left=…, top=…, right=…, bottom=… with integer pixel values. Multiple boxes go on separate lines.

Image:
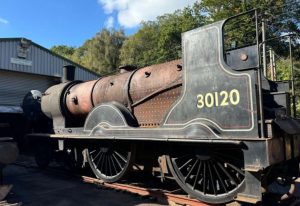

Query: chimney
left=62, top=65, right=76, bottom=82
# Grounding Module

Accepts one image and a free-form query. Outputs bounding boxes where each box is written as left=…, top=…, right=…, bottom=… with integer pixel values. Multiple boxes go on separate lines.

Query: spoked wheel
left=166, top=144, right=245, bottom=204
left=86, top=142, right=135, bottom=183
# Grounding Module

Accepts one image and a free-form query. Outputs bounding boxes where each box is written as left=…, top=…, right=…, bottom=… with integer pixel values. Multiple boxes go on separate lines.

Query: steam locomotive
left=25, top=10, right=300, bottom=204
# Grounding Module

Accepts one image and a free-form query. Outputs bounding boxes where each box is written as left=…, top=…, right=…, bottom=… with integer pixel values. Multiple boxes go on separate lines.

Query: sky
left=0, top=0, right=198, bottom=49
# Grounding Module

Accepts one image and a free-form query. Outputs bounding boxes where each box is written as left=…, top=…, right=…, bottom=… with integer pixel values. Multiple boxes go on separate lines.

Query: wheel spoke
left=179, top=158, right=194, bottom=170
left=87, top=144, right=134, bottom=183
left=114, top=151, right=127, bottom=163
left=96, top=152, right=104, bottom=168
left=100, top=154, right=106, bottom=173
left=167, top=146, right=244, bottom=203
left=108, top=155, right=112, bottom=176
left=104, top=155, right=109, bottom=175
left=193, top=161, right=202, bottom=189
left=208, top=161, right=217, bottom=195
left=185, top=159, right=199, bottom=182
left=202, top=162, right=207, bottom=194
left=212, top=162, right=228, bottom=193
left=110, top=156, right=118, bottom=175
left=226, top=162, right=244, bottom=176
left=215, top=155, right=243, bottom=174
left=92, top=150, right=102, bottom=161
left=216, top=161, right=237, bottom=186
left=112, top=153, right=124, bottom=170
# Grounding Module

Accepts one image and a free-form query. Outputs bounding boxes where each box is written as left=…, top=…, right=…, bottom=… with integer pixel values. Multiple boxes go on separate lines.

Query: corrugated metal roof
left=0, top=38, right=99, bottom=81
left=0, top=69, right=58, bottom=106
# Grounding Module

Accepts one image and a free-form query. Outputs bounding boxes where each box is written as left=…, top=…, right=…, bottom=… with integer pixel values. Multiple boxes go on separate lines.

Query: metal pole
left=256, top=10, right=265, bottom=138
left=273, top=50, right=276, bottom=81
left=262, top=19, right=267, bottom=77
left=270, top=49, right=274, bottom=80
left=289, top=36, right=296, bottom=117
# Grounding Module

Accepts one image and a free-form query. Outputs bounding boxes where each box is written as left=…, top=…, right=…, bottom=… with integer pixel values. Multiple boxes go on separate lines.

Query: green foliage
left=120, top=2, right=206, bottom=67
left=50, top=45, right=76, bottom=60
left=157, top=5, right=206, bottom=62
left=201, top=0, right=300, bottom=53
left=77, top=29, right=126, bottom=75
left=273, top=59, right=300, bottom=116
left=51, top=29, right=126, bottom=75
left=51, top=0, right=299, bottom=76
left=120, top=22, right=161, bottom=67
left=275, top=59, right=292, bottom=81
left=199, top=0, right=288, bottom=23
left=223, top=12, right=257, bottom=50
left=200, top=0, right=248, bottom=21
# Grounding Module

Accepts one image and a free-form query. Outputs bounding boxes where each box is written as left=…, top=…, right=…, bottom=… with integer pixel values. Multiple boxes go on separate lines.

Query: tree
left=120, top=21, right=161, bottom=67
left=51, top=29, right=126, bottom=75
left=120, top=2, right=206, bottom=67
left=200, top=0, right=300, bottom=50
left=50, top=45, right=76, bottom=60
left=157, top=5, right=206, bottom=62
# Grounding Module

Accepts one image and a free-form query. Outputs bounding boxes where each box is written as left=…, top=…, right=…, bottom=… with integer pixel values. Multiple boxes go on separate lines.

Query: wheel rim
left=87, top=142, right=134, bottom=182
left=167, top=145, right=245, bottom=204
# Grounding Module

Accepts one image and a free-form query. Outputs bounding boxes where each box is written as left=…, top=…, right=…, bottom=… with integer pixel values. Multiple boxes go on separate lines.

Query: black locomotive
left=26, top=10, right=300, bottom=204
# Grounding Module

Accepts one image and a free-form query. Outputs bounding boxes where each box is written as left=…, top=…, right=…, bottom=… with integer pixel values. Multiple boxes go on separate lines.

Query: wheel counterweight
left=87, top=142, right=135, bottom=183
left=166, top=145, right=245, bottom=204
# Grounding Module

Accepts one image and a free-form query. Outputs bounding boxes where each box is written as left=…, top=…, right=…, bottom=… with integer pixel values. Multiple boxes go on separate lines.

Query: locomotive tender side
left=36, top=11, right=300, bottom=204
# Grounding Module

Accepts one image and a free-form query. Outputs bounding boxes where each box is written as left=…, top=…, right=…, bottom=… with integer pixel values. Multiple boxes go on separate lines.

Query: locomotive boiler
left=42, top=60, right=182, bottom=129
left=29, top=10, right=300, bottom=204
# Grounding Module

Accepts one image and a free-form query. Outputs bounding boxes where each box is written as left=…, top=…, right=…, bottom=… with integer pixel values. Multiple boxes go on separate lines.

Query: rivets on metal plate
left=240, top=53, right=248, bottom=61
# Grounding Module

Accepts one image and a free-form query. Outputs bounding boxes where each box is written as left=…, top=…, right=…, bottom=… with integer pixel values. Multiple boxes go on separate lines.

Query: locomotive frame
left=27, top=10, right=300, bottom=204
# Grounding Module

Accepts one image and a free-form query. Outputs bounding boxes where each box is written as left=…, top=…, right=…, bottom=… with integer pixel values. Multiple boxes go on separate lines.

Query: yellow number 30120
left=197, top=89, right=240, bottom=109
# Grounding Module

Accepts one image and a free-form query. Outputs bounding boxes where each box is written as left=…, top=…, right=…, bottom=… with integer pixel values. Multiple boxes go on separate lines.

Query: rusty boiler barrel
left=42, top=59, right=183, bottom=127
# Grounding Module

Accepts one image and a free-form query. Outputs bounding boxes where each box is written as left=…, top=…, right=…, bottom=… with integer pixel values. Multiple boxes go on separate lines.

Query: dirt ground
left=2, top=155, right=166, bottom=206
left=2, top=155, right=300, bottom=206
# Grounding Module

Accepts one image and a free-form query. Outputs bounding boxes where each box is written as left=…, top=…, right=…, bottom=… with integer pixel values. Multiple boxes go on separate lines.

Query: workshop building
left=0, top=38, right=98, bottom=111
left=0, top=38, right=98, bottom=142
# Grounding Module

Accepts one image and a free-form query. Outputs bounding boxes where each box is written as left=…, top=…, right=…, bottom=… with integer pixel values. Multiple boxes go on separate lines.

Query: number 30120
left=197, top=89, right=240, bottom=109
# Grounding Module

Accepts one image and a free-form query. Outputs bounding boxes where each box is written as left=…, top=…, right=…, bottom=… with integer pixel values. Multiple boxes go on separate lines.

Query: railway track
left=11, top=157, right=300, bottom=206
left=14, top=158, right=212, bottom=206
left=81, top=175, right=300, bottom=206
left=14, top=158, right=213, bottom=205
left=82, top=175, right=211, bottom=206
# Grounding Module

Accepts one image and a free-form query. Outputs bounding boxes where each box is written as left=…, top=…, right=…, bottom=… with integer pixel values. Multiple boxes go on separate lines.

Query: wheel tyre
left=86, top=143, right=135, bottom=183
left=166, top=145, right=245, bottom=204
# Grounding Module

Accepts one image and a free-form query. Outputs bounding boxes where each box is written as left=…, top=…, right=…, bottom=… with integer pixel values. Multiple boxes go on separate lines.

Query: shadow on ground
left=3, top=155, right=165, bottom=206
